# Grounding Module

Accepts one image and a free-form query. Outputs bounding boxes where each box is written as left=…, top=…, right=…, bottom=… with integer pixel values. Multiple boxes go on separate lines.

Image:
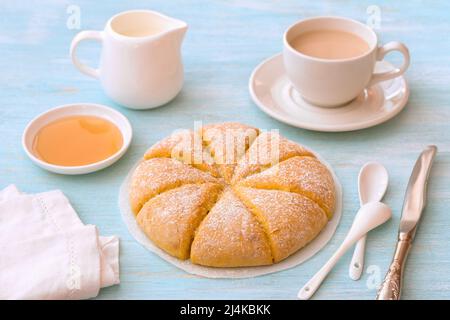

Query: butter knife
left=376, top=145, right=437, bottom=300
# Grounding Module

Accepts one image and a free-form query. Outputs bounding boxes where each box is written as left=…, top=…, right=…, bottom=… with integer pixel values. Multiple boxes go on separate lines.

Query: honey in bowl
left=32, top=115, right=123, bottom=167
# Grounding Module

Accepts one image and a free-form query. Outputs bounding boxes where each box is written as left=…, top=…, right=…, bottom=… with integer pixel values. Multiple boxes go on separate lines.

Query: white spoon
left=349, top=162, right=389, bottom=280
left=297, top=201, right=392, bottom=300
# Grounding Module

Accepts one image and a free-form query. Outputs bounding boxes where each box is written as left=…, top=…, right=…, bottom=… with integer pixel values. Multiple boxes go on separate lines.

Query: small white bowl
left=22, top=103, right=133, bottom=175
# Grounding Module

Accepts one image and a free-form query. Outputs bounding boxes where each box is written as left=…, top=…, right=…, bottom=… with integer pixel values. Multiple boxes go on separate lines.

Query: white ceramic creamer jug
left=70, top=10, right=188, bottom=109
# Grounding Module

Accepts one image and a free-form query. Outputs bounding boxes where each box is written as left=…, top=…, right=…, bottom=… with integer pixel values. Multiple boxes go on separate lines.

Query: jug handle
left=70, top=31, right=104, bottom=79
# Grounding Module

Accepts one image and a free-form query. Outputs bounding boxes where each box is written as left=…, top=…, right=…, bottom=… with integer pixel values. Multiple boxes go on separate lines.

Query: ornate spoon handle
left=376, top=238, right=411, bottom=300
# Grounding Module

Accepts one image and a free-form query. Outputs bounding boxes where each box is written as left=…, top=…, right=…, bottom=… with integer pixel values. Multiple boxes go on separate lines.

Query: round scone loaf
left=129, top=123, right=336, bottom=267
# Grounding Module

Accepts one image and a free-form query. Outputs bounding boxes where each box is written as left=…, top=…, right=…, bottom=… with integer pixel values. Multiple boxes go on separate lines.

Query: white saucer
left=23, top=103, right=132, bottom=175
left=249, top=54, right=410, bottom=132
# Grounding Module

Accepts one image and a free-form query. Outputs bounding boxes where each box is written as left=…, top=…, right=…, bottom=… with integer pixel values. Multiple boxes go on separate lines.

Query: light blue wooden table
left=1, top=0, right=449, bottom=300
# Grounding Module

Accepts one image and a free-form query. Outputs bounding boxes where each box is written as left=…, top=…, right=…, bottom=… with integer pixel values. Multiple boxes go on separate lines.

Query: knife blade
left=376, top=145, right=437, bottom=300
left=399, top=145, right=438, bottom=239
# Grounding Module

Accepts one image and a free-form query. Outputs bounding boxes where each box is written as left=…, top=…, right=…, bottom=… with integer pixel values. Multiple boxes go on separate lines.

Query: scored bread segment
left=201, top=122, right=259, bottom=183
left=232, top=131, right=314, bottom=183
left=136, top=183, right=223, bottom=260
left=237, top=156, right=336, bottom=219
left=144, top=129, right=220, bottom=177
left=129, top=157, right=221, bottom=214
left=234, top=186, right=328, bottom=262
left=190, top=188, right=273, bottom=267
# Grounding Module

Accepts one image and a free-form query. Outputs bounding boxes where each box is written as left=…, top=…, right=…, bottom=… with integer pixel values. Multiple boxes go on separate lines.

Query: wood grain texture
left=0, top=0, right=449, bottom=299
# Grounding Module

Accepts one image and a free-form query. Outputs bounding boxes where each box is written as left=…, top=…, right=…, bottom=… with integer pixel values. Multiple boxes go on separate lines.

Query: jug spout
left=137, top=10, right=187, bottom=38
left=163, top=17, right=188, bottom=43
left=167, top=16, right=188, bottom=32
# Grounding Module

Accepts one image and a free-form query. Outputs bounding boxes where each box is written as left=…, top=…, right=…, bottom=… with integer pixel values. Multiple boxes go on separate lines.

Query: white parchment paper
left=119, top=154, right=342, bottom=279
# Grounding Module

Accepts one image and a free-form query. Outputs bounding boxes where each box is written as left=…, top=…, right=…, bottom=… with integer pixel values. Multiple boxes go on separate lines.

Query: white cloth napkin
left=0, top=185, right=120, bottom=299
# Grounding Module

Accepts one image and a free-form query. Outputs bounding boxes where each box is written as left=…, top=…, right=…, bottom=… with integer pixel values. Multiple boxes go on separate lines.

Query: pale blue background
left=1, top=0, right=449, bottom=299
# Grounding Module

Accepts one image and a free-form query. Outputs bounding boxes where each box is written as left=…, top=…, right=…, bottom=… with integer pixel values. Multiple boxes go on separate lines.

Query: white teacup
left=283, top=16, right=410, bottom=107
left=70, top=10, right=188, bottom=109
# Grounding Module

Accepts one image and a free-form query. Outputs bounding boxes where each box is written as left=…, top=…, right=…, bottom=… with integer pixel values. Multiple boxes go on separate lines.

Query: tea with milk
left=290, top=30, right=369, bottom=60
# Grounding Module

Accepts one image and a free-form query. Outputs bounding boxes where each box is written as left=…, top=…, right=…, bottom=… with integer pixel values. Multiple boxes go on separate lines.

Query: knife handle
left=376, top=237, right=411, bottom=300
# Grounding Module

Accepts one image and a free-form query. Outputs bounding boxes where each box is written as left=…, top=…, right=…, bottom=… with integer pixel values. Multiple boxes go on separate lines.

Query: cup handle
left=70, top=30, right=104, bottom=79
left=368, top=41, right=410, bottom=87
